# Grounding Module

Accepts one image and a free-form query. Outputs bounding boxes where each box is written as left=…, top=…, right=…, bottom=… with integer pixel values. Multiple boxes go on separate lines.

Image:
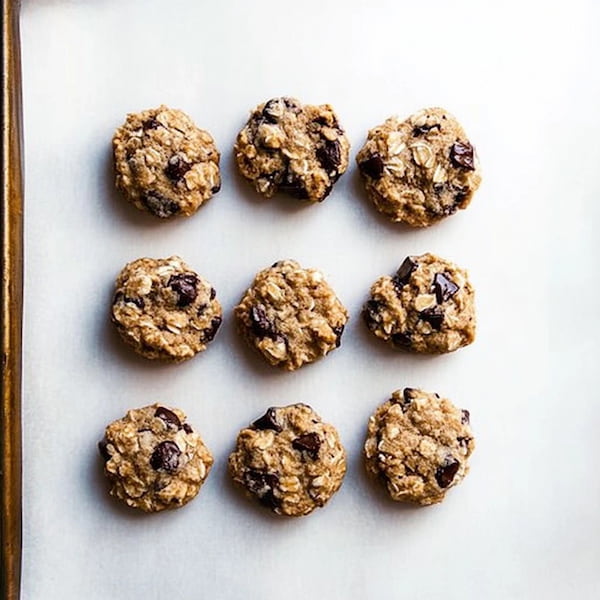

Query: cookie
left=356, top=107, right=481, bottom=227
left=234, top=259, right=349, bottom=371
left=228, top=404, right=347, bottom=517
left=111, top=256, right=222, bottom=362
left=113, top=105, right=220, bottom=218
left=364, top=388, right=475, bottom=505
left=363, top=253, right=475, bottom=354
left=99, top=403, right=213, bottom=512
left=234, top=97, right=350, bottom=203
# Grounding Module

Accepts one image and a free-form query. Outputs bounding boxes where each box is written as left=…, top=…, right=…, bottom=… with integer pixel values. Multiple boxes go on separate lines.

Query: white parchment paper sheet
left=20, top=0, right=600, bottom=598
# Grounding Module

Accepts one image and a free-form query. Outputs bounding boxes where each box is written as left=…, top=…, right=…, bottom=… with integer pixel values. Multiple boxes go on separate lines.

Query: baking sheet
left=19, top=0, right=600, bottom=598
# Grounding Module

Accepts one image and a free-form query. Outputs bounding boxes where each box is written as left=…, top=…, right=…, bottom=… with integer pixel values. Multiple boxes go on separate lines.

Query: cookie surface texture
left=235, top=259, right=349, bottom=371
left=228, top=404, right=347, bottom=517
left=111, top=255, right=222, bottom=362
left=113, top=105, right=220, bottom=218
left=235, top=97, right=350, bottom=203
left=363, top=253, right=475, bottom=354
left=364, top=388, right=475, bottom=505
left=99, top=403, right=213, bottom=512
left=356, top=107, right=481, bottom=226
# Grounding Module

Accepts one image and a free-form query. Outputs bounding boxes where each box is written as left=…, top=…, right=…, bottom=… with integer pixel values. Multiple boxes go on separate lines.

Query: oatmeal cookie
left=111, top=256, right=222, bottom=362
left=363, top=253, right=475, bottom=354
left=356, top=107, right=481, bottom=226
left=234, top=259, right=348, bottom=371
left=228, top=404, right=346, bottom=517
left=234, top=97, right=350, bottom=203
left=364, top=388, right=475, bottom=505
left=99, top=403, right=213, bottom=512
left=113, top=105, right=220, bottom=218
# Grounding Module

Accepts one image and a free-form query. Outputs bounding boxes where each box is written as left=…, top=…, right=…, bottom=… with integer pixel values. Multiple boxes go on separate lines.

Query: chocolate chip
left=419, top=307, right=444, bottom=330
left=412, top=123, right=441, bottom=136
left=316, top=140, right=341, bottom=173
left=261, top=98, right=282, bottom=123
left=98, top=438, right=111, bottom=462
left=392, top=257, right=418, bottom=290
left=457, top=436, right=471, bottom=448
left=244, top=470, right=280, bottom=509
left=182, top=423, right=193, bottom=434
left=250, top=304, right=277, bottom=339
left=391, top=332, right=412, bottom=348
left=164, top=154, right=192, bottom=182
left=209, top=287, right=216, bottom=300
left=292, top=432, right=321, bottom=459
left=363, top=299, right=382, bottom=331
left=211, top=184, right=221, bottom=194
left=141, top=191, right=180, bottom=218
left=252, top=408, right=282, bottom=433
left=150, top=441, right=181, bottom=473
left=154, top=406, right=182, bottom=430
left=142, top=117, right=159, bottom=130
left=402, top=387, right=417, bottom=408
left=168, top=273, right=198, bottom=307
left=358, top=154, right=384, bottom=179
left=461, top=409, right=470, bottom=424
left=450, top=141, right=475, bottom=170
left=453, top=187, right=468, bottom=204
left=433, top=273, right=459, bottom=304
left=332, top=324, right=345, bottom=348
left=202, top=316, right=222, bottom=342
left=279, top=171, right=308, bottom=200
left=113, top=292, right=145, bottom=310
left=435, top=456, right=460, bottom=488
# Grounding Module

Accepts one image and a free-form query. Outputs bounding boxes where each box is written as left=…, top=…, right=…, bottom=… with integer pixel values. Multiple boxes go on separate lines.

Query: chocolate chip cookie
left=99, top=404, right=213, bottom=512
left=234, top=259, right=349, bottom=371
left=111, top=256, right=222, bottom=362
left=364, top=388, right=475, bottom=505
left=363, top=253, right=475, bottom=353
left=228, top=404, right=347, bottom=517
left=356, top=107, right=481, bottom=227
left=234, top=97, right=350, bottom=203
left=113, top=105, right=220, bottom=218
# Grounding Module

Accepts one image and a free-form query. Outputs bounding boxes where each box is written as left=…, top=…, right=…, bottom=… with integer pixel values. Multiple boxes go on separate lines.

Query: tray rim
left=1, top=1, right=24, bottom=599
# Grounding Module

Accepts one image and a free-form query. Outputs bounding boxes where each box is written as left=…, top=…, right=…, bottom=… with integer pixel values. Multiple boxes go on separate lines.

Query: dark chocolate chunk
left=316, top=140, right=341, bottom=173
left=164, top=154, right=192, bottom=182
left=202, top=316, right=222, bottom=343
left=154, top=406, right=181, bottom=430
left=413, top=123, right=441, bottom=136
left=450, top=141, right=475, bottom=171
left=113, top=292, right=145, bottom=310
left=332, top=324, right=345, bottom=348
left=168, top=273, right=198, bottom=307
left=182, top=423, right=193, bottom=434
left=358, top=154, right=384, bottom=179
left=363, top=300, right=382, bottom=331
left=211, top=183, right=221, bottom=194
left=150, top=441, right=181, bottom=473
left=433, top=272, right=459, bottom=304
left=402, top=387, right=418, bottom=409
left=244, top=470, right=280, bottom=509
left=419, top=307, right=444, bottom=330
left=457, top=436, right=471, bottom=448
left=435, top=456, right=460, bottom=488
left=252, top=408, right=282, bottom=433
left=453, top=187, right=468, bottom=204
left=261, top=98, right=283, bottom=123
left=279, top=171, right=308, bottom=200
left=249, top=304, right=277, bottom=338
left=141, top=191, right=180, bottom=218
left=391, top=332, right=412, bottom=348
left=142, top=117, right=159, bottom=130
left=210, top=287, right=216, bottom=300
left=98, top=438, right=111, bottom=462
left=461, top=409, right=470, bottom=424
left=392, top=256, right=418, bottom=289
left=292, top=432, right=321, bottom=460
